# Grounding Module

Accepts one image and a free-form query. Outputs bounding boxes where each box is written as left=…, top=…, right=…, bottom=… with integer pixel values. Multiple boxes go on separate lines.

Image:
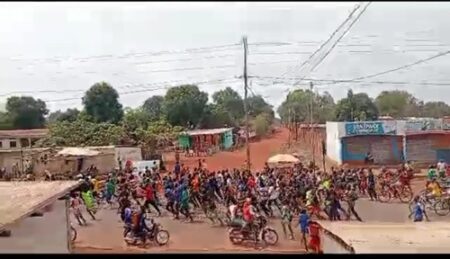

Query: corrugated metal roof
left=318, top=221, right=450, bottom=253
left=0, top=129, right=49, bottom=139
left=0, top=181, right=80, bottom=230
left=182, top=128, right=233, bottom=136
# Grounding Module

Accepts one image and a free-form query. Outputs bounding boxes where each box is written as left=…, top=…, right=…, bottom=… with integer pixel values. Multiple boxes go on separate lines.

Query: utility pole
left=243, top=36, right=251, bottom=171
left=309, top=81, right=316, bottom=169
left=287, top=108, right=291, bottom=148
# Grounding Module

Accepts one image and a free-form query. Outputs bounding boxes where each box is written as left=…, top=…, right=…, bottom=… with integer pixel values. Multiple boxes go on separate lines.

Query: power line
left=0, top=77, right=235, bottom=97
left=249, top=75, right=450, bottom=87
left=292, top=2, right=372, bottom=86
left=5, top=43, right=242, bottom=64
left=43, top=78, right=239, bottom=103
left=347, top=50, right=450, bottom=82
left=279, top=2, right=363, bottom=78
left=309, top=2, right=372, bottom=73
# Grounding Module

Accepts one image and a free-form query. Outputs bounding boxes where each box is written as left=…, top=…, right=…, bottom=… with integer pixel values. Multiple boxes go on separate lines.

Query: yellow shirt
left=92, top=180, right=102, bottom=193
left=428, top=182, right=442, bottom=197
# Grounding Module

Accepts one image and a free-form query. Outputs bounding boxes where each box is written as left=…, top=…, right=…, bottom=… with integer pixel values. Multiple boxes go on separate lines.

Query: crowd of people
left=66, top=157, right=449, bottom=252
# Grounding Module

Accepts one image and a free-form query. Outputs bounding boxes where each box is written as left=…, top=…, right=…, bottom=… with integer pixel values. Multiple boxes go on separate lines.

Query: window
left=10, top=141, right=17, bottom=148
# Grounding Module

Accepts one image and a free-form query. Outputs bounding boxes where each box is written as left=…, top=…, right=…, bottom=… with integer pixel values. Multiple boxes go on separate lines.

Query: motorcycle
left=228, top=214, right=279, bottom=247
left=123, top=219, right=170, bottom=246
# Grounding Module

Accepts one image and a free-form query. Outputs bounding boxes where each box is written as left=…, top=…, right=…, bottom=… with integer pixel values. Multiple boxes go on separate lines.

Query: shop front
left=340, top=121, right=402, bottom=165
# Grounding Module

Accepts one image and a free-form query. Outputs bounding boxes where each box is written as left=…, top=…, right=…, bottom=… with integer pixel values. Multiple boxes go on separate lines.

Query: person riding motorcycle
left=130, top=206, right=153, bottom=243
left=242, top=198, right=257, bottom=233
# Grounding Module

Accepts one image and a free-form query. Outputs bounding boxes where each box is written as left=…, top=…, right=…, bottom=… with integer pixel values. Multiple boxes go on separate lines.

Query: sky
left=1, top=1, right=450, bottom=113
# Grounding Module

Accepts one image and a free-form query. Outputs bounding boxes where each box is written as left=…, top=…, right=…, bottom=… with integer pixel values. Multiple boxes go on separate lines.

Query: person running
left=344, top=186, right=362, bottom=222
left=281, top=204, right=294, bottom=240
left=143, top=182, right=162, bottom=216
left=80, top=188, right=97, bottom=220
left=70, top=192, right=87, bottom=226
left=298, top=209, right=310, bottom=252
left=408, top=196, right=429, bottom=222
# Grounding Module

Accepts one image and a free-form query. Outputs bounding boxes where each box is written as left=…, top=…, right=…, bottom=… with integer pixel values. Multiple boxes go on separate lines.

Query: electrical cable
left=292, top=2, right=372, bottom=86
left=279, top=2, right=363, bottom=78
left=43, top=78, right=239, bottom=103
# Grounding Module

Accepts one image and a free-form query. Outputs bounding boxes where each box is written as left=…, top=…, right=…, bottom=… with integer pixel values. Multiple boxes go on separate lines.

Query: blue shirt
left=413, top=203, right=424, bottom=221
left=174, top=164, right=181, bottom=174
left=299, top=213, right=310, bottom=232
left=124, top=207, right=132, bottom=224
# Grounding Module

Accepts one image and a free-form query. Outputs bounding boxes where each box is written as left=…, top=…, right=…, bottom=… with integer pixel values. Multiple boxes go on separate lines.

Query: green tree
left=422, top=101, right=450, bottom=118
left=198, top=104, right=235, bottom=129
left=36, top=118, right=125, bottom=147
left=82, top=82, right=124, bottom=124
left=375, top=90, right=420, bottom=118
left=163, top=85, right=208, bottom=127
left=277, top=89, right=335, bottom=124
left=246, top=95, right=274, bottom=119
left=135, top=119, right=183, bottom=157
left=212, top=87, right=244, bottom=123
left=143, top=95, right=164, bottom=121
left=6, top=96, right=49, bottom=129
left=253, top=113, right=271, bottom=136
left=335, top=89, right=379, bottom=121
left=47, top=108, right=80, bottom=123
left=0, top=112, right=13, bottom=130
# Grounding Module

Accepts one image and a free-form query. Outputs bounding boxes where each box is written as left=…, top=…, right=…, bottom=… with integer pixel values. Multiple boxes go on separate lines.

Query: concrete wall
left=0, top=147, right=122, bottom=177
left=320, top=230, right=353, bottom=254
left=405, top=133, right=450, bottom=165
left=326, top=122, right=342, bottom=164
left=341, top=135, right=403, bottom=165
left=0, top=200, right=70, bottom=253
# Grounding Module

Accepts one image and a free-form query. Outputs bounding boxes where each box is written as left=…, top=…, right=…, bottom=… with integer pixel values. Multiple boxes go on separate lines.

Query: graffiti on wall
left=443, top=117, right=450, bottom=130
left=405, top=119, right=442, bottom=132
left=344, top=121, right=396, bottom=136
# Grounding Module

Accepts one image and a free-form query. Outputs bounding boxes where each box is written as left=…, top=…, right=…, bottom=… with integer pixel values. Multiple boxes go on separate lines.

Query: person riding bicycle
left=426, top=178, right=443, bottom=200
left=437, top=160, right=447, bottom=179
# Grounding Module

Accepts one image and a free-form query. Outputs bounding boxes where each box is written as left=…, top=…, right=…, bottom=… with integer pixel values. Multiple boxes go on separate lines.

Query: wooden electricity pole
left=243, top=36, right=251, bottom=171
left=310, top=81, right=316, bottom=169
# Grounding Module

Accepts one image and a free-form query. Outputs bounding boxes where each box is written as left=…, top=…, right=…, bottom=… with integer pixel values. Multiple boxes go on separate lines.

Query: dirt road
left=72, top=207, right=304, bottom=253
left=165, top=128, right=289, bottom=172
left=72, top=127, right=450, bottom=253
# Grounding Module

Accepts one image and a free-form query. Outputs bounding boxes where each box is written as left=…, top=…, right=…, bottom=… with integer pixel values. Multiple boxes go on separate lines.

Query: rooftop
left=0, top=129, right=49, bottom=139
left=0, top=181, right=80, bottom=230
left=182, top=127, right=233, bottom=136
left=318, top=221, right=450, bottom=253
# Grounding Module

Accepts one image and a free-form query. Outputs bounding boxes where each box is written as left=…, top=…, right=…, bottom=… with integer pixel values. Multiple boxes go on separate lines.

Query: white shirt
left=438, top=162, right=446, bottom=172
left=229, top=205, right=237, bottom=220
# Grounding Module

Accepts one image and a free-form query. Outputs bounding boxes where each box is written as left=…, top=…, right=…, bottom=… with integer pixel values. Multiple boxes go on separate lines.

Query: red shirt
left=145, top=185, right=154, bottom=201
left=247, top=177, right=256, bottom=189
left=243, top=204, right=254, bottom=222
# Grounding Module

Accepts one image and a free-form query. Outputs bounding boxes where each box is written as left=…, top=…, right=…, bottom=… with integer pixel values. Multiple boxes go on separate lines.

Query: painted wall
left=405, top=133, right=450, bottom=164
left=0, top=200, right=70, bottom=253
left=326, top=122, right=342, bottom=164
left=341, top=135, right=403, bottom=165
left=344, top=120, right=397, bottom=136
left=222, top=130, right=233, bottom=150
